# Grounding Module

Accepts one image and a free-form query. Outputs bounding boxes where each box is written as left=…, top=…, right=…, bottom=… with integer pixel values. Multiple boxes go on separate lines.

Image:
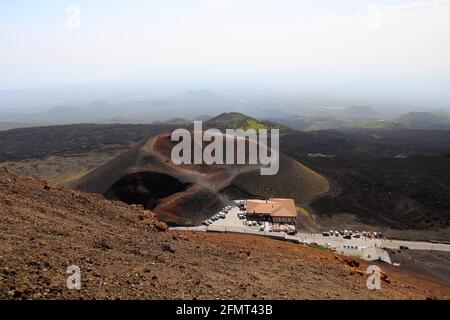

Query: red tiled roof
left=246, top=198, right=296, bottom=218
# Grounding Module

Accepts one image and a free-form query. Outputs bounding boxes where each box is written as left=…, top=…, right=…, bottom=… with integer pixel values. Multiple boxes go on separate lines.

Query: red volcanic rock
left=154, top=220, right=169, bottom=232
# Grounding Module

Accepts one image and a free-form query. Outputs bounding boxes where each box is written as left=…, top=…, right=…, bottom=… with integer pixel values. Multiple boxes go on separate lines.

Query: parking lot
left=201, top=203, right=385, bottom=248
left=171, top=202, right=450, bottom=262
left=204, top=205, right=260, bottom=231
left=198, top=208, right=392, bottom=262
left=208, top=205, right=249, bottom=228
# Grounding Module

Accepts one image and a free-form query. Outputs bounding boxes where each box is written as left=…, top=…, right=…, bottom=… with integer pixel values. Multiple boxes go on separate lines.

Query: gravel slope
left=0, top=167, right=448, bottom=300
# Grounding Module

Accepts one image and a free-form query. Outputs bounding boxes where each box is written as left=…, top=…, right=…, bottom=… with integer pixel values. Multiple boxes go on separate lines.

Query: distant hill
left=194, top=114, right=212, bottom=121
left=314, top=105, right=378, bottom=120
left=348, top=120, right=406, bottom=130
left=271, top=108, right=450, bottom=131
left=205, top=112, right=291, bottom=131
left=152, top=118, right=192, bottom=126
left=150, top=112, right=292, bottom=131
left=397, top=111, right=450, bottom=130
left=271, top=111, right=450, bottom=131
left=0, top=90, right=242, bottom=124
left=269, top=115, right=404, bottom=131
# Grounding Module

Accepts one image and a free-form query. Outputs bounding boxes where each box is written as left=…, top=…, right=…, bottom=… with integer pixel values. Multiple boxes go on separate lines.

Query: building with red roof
left=245, top=198, right=297, bottom=224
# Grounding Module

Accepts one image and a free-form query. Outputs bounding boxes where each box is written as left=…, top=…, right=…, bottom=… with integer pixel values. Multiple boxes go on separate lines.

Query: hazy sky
left=1, top=0, right=450, bottom=104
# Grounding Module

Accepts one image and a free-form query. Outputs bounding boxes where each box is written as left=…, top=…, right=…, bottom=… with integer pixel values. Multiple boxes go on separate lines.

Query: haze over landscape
left=2, top=0, right=450, bottom=116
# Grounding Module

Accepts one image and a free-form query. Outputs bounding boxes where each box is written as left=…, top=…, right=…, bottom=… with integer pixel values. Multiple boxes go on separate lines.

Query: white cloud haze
left=1, top=0, right=449, bottom=106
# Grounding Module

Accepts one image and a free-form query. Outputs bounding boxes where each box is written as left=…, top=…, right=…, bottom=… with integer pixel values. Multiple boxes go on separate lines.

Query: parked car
left=260, top=226, right=265, bottom=231
left=353, top=233, right=360, bottom=238
left=206, top=219, right=213, bottom=224
left=334, top=231, right=339, bottom=236
left=202, top=220, right=210, bottom=226
left=322, top=232, right=330, bottom=236
left=343, top=235, right=352, bottom=239
left=399, top=245, right=409, bottom=250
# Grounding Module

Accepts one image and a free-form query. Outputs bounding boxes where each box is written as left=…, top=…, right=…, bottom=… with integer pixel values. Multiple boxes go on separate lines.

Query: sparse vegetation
left=205, top=112, right=290, bottom=131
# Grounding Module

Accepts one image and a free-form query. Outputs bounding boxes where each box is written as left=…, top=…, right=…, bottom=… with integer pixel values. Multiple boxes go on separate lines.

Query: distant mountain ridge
left=271, top=110, right=450, bottom=131
left=396, top=111, right=450, bottom=130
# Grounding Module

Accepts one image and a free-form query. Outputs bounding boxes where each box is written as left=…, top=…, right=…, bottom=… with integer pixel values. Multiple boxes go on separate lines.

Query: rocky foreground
left=0, top=167, right=448, bottom=300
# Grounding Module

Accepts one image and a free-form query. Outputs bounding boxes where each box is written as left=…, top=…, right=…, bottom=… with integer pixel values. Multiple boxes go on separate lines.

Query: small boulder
left=154, top=221, right=169, bottom=232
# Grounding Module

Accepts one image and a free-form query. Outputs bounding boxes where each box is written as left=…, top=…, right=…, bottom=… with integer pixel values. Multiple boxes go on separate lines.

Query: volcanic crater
left=73, top=131, right=330, bottom=226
